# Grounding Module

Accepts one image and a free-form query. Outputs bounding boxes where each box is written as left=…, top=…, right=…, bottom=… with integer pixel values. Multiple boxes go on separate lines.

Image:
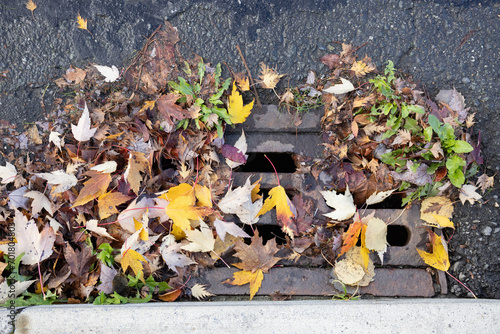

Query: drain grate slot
left=243, top=225, right=288, bottom=245
left=387, top=225, right=410, bottom=246
left=238, top=152, right=296, bottom=173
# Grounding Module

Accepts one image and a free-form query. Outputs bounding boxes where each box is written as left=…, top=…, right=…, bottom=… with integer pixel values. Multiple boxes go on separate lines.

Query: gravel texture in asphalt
left=0, top=0, right=499, bottom=298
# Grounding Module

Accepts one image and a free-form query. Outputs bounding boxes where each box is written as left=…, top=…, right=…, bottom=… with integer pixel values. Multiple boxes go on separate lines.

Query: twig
left=235, top=45, right=261, bottom=108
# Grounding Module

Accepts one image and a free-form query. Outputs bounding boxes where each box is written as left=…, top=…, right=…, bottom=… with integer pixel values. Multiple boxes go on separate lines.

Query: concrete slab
left=6, top=299, right=500, bottom=334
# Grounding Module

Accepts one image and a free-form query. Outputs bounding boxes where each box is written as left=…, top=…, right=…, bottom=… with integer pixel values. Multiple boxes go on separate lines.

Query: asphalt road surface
left=0, top=0, right=499, bottom=298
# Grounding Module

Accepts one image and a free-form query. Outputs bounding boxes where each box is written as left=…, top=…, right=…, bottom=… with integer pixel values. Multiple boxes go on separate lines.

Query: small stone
left=482, top=226, right=492, bottom=236
left=462, top=77, right=470, bottom=84
left=494, top=228, right=500, bottom=234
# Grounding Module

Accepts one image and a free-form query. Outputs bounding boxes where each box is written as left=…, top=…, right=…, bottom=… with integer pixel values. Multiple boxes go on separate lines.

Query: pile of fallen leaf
left=0, top=22, right=495, bottom=304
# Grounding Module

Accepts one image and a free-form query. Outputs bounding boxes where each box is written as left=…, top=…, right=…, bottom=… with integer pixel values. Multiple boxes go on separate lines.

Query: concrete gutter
left=2, top=299, right=499, bottom=334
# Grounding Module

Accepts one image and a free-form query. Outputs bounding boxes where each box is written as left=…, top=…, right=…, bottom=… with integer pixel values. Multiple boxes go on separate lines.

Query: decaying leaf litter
left=0, top=21, right=494, bottom=304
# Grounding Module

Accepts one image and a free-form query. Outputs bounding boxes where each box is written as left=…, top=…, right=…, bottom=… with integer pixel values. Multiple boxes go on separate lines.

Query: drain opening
left=366, top=192, right=404, bottom=209
left=238, top=152, right=296, bottom=173
left=386, top=225, right=410, bottom=246
left=260, top=188, right=298, bottom=199
left=243, top=224, right=287, bottom=245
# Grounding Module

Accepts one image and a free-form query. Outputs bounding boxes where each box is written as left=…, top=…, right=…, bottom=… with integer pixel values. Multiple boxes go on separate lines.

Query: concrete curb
left=3, top=299, right=499, bottom=334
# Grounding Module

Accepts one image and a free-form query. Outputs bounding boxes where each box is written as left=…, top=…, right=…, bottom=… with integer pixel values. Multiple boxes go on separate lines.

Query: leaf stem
left=446, top=270, right=477, bottom=299
left=211, top=250, right=230, bottom=268
left=264, top=154, right=280, bottom=187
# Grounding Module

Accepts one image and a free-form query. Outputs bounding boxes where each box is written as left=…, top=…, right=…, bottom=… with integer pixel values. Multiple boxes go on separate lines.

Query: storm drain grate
left=194, top=105, right=446, bottom=298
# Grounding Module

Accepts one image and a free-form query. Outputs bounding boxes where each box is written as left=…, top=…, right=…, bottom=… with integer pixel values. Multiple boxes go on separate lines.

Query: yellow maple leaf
left=164, top=183, right=193, bottom=201
left=26, top=0, right=37, bottom=20
left=359, top=224, right=370, bottom=269
left=223, top=269, right=263, bottom=300
left=97, top=191, right=132, bottom=219
left=160, top=191, right=208, bottom=230
left=121, top=249, right=147, bottom=277
left=417, top=231, right=450, bottom=271
left=228, top=82, right=254, bottom=124
left=258, top=63, right=284, bottom=89
left=257, top=185, right=296, bottom=239
left=71, top=170, right=111, bottom=208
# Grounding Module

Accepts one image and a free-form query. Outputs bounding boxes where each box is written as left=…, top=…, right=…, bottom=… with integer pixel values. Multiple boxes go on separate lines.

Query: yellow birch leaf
left=133, top=218, right=148, bottom=241
left=228, top=82, right=254, bottom=124
left=359, top=224, right=370, bottom=270
left=121, top=249, right=147, bottom=277
left=417, top=231, right=450, bottom=271
left=223, top=269, right=263, bottom=300
left=257, top=185, right=296, bottom=239
left=420, top=196, right=454, bottom=226
left=430, top=214, right=455, bottom=229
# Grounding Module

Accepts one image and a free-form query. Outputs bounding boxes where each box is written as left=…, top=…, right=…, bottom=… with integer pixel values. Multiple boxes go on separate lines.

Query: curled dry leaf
left=93, top=64, right=120, bottom=83
left=420, top=196, right=454, bottom=227
left=459, top=184, right=482, bottom=205
left=71, top=102, right=97, bottom=142
left=191, top=284, right=215, bottom=300
left=258, top=63, right=284, bottom=89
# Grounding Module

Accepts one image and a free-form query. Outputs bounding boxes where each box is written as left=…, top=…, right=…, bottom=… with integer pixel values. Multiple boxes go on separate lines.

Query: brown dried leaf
left=233, top=230, right=280, bottom=273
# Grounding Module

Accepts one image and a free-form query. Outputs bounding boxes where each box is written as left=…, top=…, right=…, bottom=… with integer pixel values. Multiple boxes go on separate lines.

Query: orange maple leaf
left=338, top=218, right=363, bottom=258
left=417, top=230, right=450, bottom=272
left=257, top=185, right=296, bottom=239
left=223, top=269, right=263, bottom=300
left=97, top=191, right=132, bottom=219
left=71, top=170, right=111, bottom=208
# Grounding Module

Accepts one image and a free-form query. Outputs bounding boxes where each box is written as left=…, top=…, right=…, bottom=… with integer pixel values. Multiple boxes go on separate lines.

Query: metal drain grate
left=194, top=105, right=446, bottom=298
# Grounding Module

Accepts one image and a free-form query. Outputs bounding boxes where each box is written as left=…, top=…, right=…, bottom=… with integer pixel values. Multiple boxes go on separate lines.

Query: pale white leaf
left=8, top=186, right=30, bottom=210
left=364, top=217, right=387, bottom=251
left=49, top=131, right=63, bottom=150
left=217, top=177, right=254, bottom=215
left=321, top=185, right=356, bottom=221
left=476, top=174, right=494, bottom=194
left=24, top=190, right=55, bottom=216
left=91, top=161, right=117, bottom=173
left=226, top=130, right=248, bottom=169
left=0, top=162, right=17, bottom=184
left=459, top=184, right=482, bottom=205
left=214, top=219, right=250, bottom=242
left=36, top=170, right=78, bottom=193
left=0, top=279, right=36, bottom=304
left=334, top=258, right=365, bottom=286
left=365, top=189, right=396, bottom=206
left=71, top=102, right=97, bottom=142
left=322, top=78, right=355, bottom=95
left=86, top=219, right=116, bottom=240
left=237, top=198, right=263, bottom=225
left=117, top=196, right=155, bottom=233
left=191, top=284, right=215, bottom=300
left=181, top=221, right=215, bottom=253
left=160, top=236, right=196, bottom=274
left=97, top=263, right=118, bottom=294
left=93, top=64, right=120, bottom=82
left=390, top=161, right=432, bottom=187
left=0, top=209, right=55, bottom=265
left=48, top=217, right=62, bottom=233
